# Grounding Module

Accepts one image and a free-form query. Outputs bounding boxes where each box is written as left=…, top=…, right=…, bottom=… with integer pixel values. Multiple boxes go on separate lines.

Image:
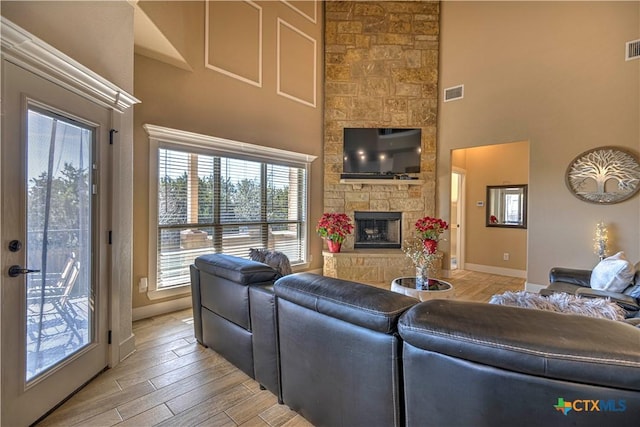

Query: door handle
left=8, top=265, right=41, bottom=277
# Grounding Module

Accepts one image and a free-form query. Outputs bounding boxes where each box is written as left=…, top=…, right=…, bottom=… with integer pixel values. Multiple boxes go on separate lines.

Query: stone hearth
left=322, top=249, right=414, bottom=284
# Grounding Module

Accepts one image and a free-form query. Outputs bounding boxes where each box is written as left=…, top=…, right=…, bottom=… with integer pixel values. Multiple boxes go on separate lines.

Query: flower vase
left=423, top=239, right=438, bottom=254
left=415, top=264, right=431, bottom=290
left=327, top=240, right=342, bottom=253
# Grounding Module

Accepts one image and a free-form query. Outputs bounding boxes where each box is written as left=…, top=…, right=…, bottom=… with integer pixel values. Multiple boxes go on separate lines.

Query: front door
left=1, top=61, right=110, bottom=426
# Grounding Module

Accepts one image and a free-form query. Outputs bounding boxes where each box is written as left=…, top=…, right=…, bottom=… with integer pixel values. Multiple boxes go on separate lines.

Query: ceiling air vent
left=444, top=84, right=464, bottom=102
left=626, top=39, right=640, bottom=61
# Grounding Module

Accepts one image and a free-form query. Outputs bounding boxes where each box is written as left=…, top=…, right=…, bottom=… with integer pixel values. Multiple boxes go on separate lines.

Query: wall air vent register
left=444, top=84, right=464, bottom=102
left=626, top=39, right=640, bottom=61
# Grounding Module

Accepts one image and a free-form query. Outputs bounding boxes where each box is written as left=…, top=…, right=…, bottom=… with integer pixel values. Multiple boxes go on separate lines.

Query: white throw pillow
left=590, top=251, right=635, bottom=293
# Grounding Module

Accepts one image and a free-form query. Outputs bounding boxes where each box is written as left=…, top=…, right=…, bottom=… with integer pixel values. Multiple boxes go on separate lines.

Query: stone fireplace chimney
left=321, top=1, right=440, bottom=283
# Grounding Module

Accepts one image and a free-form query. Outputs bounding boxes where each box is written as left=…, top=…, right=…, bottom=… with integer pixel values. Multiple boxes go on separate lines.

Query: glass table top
left=392, top=277, right=452, bottom=292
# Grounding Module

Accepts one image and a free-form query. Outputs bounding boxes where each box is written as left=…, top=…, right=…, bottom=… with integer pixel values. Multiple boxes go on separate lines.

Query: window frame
left=144, top=124, right=316, bottom=300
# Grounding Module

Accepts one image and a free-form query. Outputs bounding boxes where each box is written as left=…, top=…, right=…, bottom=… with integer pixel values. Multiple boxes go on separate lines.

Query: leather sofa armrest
left=576, top=288, right=640, bottom=312
left=195, top=253, right=279, bottom=285
left=549, top=267, right=592, bottom=287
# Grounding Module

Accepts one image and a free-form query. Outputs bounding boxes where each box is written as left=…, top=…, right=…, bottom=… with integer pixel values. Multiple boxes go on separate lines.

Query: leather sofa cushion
left=575, top=288, right=640, bottom=312
left=275, top=273, right=418, bottom=334
left=544, top=281, right=583, bottom=295
left=549, top=267, right=591, bottom=287
left=195, top=253, right=278, bottom=285
left=399, top=299, right=640, bottom=391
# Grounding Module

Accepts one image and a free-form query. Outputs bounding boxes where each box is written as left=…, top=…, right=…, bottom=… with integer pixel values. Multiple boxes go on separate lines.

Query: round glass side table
left=390, top=277, right=454, bottom=301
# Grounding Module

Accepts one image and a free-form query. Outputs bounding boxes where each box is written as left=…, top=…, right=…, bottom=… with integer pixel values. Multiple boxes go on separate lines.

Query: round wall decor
left=565, top=146, right=640, bottom=204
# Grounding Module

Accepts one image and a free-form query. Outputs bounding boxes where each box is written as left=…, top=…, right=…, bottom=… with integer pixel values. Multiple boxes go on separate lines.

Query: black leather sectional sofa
left=191, top=254, right=640, bottom=427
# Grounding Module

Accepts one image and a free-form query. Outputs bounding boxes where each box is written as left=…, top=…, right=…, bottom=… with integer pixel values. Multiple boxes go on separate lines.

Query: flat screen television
left=342, top=128, right=421, bottom=177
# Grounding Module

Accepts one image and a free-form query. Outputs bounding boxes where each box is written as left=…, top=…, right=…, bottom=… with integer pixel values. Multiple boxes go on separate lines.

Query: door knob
left=8, top=265, right=41, bottom=277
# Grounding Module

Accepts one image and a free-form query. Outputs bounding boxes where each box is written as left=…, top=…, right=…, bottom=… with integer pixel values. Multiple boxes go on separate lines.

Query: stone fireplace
left=321, top=1, right=440, bottom=284
left=354, top=211, right=401, bottom=249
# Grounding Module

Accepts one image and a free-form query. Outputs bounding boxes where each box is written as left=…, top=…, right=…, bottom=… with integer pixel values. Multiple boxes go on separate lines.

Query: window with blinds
left=156, top=147, right=307, bottom=289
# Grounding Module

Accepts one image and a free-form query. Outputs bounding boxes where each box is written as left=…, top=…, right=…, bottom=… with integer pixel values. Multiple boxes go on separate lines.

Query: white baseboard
left=132, top=296, right=192, bottom=321
left=464, top=263, right=527, bottom=279
left=119, top=333, right=136, bottom=362
left=524, top=282, right=547, bottom=293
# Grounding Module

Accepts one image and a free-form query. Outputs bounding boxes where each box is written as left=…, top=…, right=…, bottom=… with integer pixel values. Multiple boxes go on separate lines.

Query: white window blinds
left=147, top=125, right=313, bottom=290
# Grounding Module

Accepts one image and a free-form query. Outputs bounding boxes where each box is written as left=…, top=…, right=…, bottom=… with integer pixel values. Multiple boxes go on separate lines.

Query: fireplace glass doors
left=354, top=212, right=402, bottom=249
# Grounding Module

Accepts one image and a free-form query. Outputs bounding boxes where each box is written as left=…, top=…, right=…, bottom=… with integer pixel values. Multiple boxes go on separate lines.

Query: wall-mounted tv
left=342, top=128, right=422, bottom=177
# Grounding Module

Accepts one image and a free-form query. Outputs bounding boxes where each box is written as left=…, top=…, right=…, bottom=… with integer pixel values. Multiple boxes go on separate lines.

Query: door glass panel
left=25, top=107, right=93, bottom=381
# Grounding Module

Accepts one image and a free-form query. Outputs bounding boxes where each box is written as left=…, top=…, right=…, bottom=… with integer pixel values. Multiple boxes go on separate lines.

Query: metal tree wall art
left=566, top=146, right=640, bottom=204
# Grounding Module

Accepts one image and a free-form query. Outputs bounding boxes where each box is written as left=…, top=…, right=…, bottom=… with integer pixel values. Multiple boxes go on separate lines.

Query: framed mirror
left=486, top=185, right=528, bottom=228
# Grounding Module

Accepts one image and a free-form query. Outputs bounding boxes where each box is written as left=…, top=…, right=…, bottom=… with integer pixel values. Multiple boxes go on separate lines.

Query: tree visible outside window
left=156, top=148, right=307, bottom=289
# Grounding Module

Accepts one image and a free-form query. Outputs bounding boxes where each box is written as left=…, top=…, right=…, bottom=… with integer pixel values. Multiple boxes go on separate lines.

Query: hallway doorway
left=450, top=169, right=465, bottom=270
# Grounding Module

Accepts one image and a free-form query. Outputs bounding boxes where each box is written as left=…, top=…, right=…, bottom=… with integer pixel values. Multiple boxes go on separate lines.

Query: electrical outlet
left=503, top=253, right=510, bottom=261
left=139, top=277, right=148, bottom=293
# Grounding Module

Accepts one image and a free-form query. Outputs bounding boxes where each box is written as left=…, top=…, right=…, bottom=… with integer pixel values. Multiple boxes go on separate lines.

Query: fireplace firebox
left=354, top=211, right=402, bottom=249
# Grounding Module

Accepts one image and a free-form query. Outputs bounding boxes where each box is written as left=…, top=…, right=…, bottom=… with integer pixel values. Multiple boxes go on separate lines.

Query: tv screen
left=343, top=128, right=422, bottom=175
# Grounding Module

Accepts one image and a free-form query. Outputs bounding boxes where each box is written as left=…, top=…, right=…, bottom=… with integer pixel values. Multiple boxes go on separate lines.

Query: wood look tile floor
left=38, top=270, right=525, bottom=427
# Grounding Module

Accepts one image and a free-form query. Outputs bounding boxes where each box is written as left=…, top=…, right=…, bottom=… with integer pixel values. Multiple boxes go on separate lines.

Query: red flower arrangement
left=405, top=216, right=449, bottom=280
left=316, top=213, right=354, bottom=244
left=415, top=216, right=449, bottom=241
left=414, top=216, right=449, bottom=254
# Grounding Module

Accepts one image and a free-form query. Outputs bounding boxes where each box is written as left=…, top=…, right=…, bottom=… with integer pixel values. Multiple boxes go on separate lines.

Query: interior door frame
left=0, top=17, right=139, bottom=426
left=451, top=167, right=466, bottom=270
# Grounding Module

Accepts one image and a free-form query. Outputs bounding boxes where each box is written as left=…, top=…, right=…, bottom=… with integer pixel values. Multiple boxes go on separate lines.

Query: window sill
left=291, top=262, right=310, bottom=273
left=147, top=283, right=191, bottom=300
